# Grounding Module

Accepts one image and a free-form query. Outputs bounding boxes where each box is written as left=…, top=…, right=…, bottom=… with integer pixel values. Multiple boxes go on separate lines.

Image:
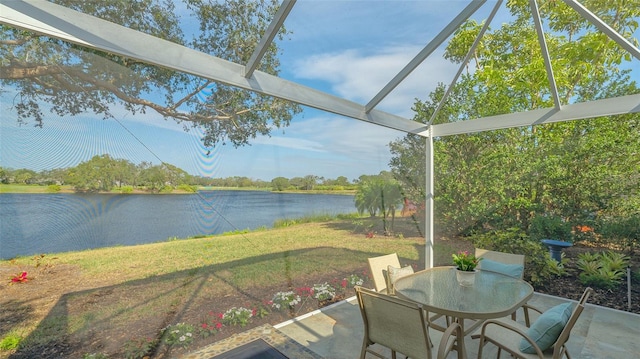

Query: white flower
left=179, top=336, right=185, bottom=342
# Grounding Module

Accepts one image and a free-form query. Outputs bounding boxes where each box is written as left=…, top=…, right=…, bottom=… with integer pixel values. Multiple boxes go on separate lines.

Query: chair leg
left=359, top=342, right=367, bottom=359
left=391, top=350, right=397, bottom=359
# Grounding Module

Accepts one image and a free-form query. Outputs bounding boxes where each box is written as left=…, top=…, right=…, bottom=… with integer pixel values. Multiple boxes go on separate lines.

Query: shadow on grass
left=8, top=246, right=422, bottom=359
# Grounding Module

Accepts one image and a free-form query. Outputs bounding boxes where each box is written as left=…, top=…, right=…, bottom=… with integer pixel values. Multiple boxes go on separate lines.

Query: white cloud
left=292, top=46, right=459, bottom=118
left=254, top=113, right=405, bottom=157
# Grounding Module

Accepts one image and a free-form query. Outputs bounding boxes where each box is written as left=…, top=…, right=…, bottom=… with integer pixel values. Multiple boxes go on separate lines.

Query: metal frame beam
left=245, top=0, right=296, bottom=78
left=365, top=0, right=486, bottom=113
left=427, top=94, right=640, bottom=137
left=530, top=0, right=561, bottom=110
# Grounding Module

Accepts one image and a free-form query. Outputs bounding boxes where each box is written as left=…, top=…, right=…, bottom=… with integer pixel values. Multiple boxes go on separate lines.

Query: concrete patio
left=272, top=291, right=640, bottom=359
left=182, top=291, right=639, bottom=358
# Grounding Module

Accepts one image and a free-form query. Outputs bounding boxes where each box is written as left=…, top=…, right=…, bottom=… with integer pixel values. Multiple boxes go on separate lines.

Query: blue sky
left=1, top=1, right=638, bottom=182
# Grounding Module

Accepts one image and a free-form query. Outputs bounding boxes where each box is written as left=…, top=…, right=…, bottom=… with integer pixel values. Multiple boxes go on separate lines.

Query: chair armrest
left=522, top=303, right=543, bottom=327
left=480, top=319, right=546, bottom=357
left=437, top=322, right=463, bottom=359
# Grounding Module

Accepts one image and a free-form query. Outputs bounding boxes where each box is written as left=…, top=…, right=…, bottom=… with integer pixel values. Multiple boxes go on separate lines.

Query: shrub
left=598, top=215, right=639, bottom=254
left=222, top=307, right=254, bottom=327
left=161, top=323, right=194, bottom=349
left=0, top=332, right=22, bottom=350
left=576, top=251, right=629, bottom=289
left=312, top=283, right=336, bottom=301
left=120, top=186, right=134, bottom=194
left=344, top=274, right=364, bottom=287
left=529, top=215, right=572, bottom=242
left=198, top=312, right=222, bottom=338
left=270, top=291, right=301, bottom=311
left=46, top=184, right=61, bottom=193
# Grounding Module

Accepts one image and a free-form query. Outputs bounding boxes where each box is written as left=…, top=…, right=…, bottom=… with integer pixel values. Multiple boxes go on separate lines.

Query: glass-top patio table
left=394, top=266, right=534, bottom=359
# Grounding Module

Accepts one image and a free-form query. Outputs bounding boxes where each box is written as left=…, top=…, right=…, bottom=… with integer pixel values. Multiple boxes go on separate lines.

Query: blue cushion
left=519, top=303, right=573, bottom=354
left=480, top=259, right=524, bottom=278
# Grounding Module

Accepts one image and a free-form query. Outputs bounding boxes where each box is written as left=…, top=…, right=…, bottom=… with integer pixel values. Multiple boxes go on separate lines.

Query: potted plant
left=452, top=251, right=482, bottom=286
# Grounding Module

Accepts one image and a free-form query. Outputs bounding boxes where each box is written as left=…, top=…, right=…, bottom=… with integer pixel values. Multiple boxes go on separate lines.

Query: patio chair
left=476, top=287, right=593, bottom=359
left=475, top=248, right=531, bottom=323
left=475, top=248, right=525, bottom=279
left=367, top=253, right=401, bottom=294
left=355, top=286, right=462, bottom=359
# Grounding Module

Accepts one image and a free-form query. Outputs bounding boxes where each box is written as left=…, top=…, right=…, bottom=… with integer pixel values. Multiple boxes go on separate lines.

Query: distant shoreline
left=0, top=184, right=356, bottom=195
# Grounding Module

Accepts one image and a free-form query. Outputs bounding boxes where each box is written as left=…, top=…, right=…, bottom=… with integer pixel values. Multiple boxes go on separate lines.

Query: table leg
left=453, top=317, right=467, bottom=359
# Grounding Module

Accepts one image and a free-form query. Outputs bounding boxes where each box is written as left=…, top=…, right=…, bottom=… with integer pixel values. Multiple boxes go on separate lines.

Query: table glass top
left=394, top=266, right=533, bottom=319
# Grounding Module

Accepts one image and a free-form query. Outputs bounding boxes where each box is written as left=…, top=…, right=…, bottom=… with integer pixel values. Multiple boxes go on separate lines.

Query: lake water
left=0, top=191, right=356, bottom=259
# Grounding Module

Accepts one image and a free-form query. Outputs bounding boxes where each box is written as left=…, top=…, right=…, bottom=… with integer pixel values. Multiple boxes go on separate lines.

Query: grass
left=0, top=216, right=468, bottom=358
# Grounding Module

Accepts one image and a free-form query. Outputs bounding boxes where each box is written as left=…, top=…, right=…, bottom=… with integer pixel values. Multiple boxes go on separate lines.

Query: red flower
left=215, top=322, right=222, bottom=329
left=217, top=312, right=224, bottom=319
left=11, top=271, right=28, bottom=283
left=341, top=279, right=347, bottom=288
left=201, top=323, right=208, bottom=329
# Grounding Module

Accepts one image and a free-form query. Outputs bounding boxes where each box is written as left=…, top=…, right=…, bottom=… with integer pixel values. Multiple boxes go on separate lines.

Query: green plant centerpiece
left=452, top=251, right=482, bottom=286
left=452, top=251, right=481, bottom=271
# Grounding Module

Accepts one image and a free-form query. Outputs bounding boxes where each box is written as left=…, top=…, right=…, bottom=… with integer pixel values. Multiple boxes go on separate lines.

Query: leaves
left=1, top=0, right=301, bottom=147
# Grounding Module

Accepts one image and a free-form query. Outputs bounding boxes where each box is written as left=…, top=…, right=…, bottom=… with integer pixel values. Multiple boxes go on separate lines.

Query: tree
left=271, top=177, right=289, bottom=191
left=1, top=0, right=301, bottom=148
left=355, top=173, right=404, bottom=235
left=301, top=175, right=320, bottom=190
left=389, top=1, right=640, bottom=236
left=66, top=154, right=118, bottom=191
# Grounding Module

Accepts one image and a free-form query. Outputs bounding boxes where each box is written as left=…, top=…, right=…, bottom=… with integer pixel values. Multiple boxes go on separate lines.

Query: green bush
left=120, top=186, right=134, bottom=194
left=598, top=215, right=639, bottom=253
left=528, top=215, right=572, bottom=242
left=177, top=184, right=197, bottom=193
left=46, top=184, right=61, bottom=193
left=0, top=333, right=22, bottom=350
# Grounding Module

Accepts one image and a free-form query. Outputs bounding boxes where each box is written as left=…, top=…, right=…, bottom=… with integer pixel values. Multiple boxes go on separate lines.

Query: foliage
left=312, top=283, right=336, bottom=302
left=198, top=312, right=223, bottom=338
left=161, top=323, right=194, bottom=349
left=122, top=337, right=156, bottom=359
left=452, top=251, right=481, bottom=271
left=271, top=177, right=290, bottom=191
left=1, top=0, right=301, bottom=148
left=46, top=184, right=61, bottom=193
left=177, top=184, right=198, bottom=193
left=354, top=172, right=404, bottom=234
left=221, top=307, right=254, bottom=327
left=0, top=332, right=22, bottom=350
left=0, top=165, right=358, bottom=195
left=598, top=215, right=640, bottom=254
left=270, top=291, right=301, bottom=311
left=528, top=215, right=573, bottom=242
left=344, top=274, right=364, bottom=287
left=389, top=0, right=640, bottom=239
left=576, top=251, right=629, bottom=289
